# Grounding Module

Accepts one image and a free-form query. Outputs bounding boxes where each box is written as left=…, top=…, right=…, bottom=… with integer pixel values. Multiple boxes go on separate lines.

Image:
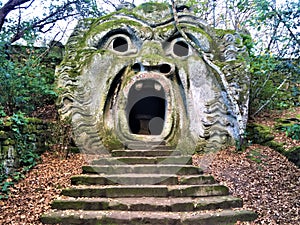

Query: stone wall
left=0, top=118, right=50, bottom=174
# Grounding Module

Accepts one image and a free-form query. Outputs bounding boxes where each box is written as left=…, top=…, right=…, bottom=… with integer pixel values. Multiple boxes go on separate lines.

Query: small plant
left=50, top=117, right=74, bottom=159
left=283, top=124, right=300, bottom=140
left=246, top=149, right=266, bottom=164
left=0, top=112, right=40, bottom=199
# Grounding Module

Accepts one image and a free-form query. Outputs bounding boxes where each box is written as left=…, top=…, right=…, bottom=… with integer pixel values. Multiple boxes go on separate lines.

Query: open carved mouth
left=102, top=64, right=181, bottom=144
left=126, top=79, right=166, bottom=135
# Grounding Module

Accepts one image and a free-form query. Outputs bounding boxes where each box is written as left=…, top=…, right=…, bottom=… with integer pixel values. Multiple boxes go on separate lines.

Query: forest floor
left=0, top=107, right=299, bottom=225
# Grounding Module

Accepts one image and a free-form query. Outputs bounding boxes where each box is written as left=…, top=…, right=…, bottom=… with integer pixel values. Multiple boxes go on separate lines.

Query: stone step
left=82, top=165, right=203, bottom=175
left=61, top=184, right=229, bottom=198
left=111, top=149, right=181, bottom=157
left=127, top=144, right=173, bottom=150
left=125, top=141, right=169, bottom=150
left=41, top=209, right=257, bottom=225
left=92, top=156, right=192, bottom=165
left=51, top=196, right=242, bottom=211
left=71, top=174, right=215, bottom=185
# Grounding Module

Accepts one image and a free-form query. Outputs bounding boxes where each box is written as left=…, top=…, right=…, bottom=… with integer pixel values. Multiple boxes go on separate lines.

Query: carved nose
left=132, top=63, right=174, bottom=76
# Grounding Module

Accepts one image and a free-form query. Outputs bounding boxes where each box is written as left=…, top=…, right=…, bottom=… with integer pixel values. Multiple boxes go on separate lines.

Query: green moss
left=214, top=29, right=235, bottom=38
left=246, top=148, right=266, bottom=164
left=166, top=112, right=180, bottom=149
left=134, top=2, right=170, bottom=14
left=88, top=19, right=145, bottom=37
left=246, top=123, right=274, bottom=144
left=194, top=139, right=209, bottom=153
left=184, top=25, right=213, bottom=43
left=205, top=185, right=229, bottom=196
left=265, top=141, right=285, bottom=153
left=101, top=128, right=123, bottom=151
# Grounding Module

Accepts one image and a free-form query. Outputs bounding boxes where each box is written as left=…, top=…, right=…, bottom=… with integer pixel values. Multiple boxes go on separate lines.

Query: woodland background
left=0, top=0, right=299, bottom=224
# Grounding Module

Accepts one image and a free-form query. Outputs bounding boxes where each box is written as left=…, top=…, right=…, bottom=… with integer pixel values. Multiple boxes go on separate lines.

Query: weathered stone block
left=57, top=2, right=250, bottom=153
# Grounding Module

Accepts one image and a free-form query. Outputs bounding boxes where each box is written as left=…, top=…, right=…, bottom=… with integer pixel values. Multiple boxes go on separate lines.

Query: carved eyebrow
left=99, top=28, right=134, bottom=45
left=87, top=26, right=141, bottom=49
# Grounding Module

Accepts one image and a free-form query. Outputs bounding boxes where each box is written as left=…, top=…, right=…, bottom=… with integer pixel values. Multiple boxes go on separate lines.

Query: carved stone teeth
left=154, top=82, right=162, bottom=91
left=135, top=82, right=143, bottom=91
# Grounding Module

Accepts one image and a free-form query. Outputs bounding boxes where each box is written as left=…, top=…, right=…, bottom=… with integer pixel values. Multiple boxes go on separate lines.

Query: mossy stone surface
left=246, top=123, right=275, bottom=144
left=57, top=2, right=251, bottom=153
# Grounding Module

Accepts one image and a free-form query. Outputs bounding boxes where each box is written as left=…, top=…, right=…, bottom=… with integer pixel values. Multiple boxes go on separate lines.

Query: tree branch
left=252, top=74, right=291, bottom=117
left=0, top=0, right=32, bottom=30
left=9, top=1, right=79, bottom=43
left=270, top=5, right=300, bottom=47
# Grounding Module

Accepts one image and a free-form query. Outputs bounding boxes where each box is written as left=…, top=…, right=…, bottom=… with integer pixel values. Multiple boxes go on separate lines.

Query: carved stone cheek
left=188, top=58, right=209, bottom=88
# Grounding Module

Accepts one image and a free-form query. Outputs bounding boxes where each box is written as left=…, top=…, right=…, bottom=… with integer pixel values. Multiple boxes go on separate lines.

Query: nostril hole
left=132, top=63, right=141, bottom=72
left=159, top=64, right=172, bottom=74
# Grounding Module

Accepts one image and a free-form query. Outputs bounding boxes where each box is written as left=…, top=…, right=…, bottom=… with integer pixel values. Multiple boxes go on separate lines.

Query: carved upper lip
left=131, top=62, right=175, bottom=77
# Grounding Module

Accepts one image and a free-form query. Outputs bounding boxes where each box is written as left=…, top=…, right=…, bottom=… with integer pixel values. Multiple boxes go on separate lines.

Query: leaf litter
left=0, top=108, right=299, bottom=225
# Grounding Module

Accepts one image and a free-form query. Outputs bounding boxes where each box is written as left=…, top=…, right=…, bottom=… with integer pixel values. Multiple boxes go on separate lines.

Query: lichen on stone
left=56, top=2, right=251, bottom=153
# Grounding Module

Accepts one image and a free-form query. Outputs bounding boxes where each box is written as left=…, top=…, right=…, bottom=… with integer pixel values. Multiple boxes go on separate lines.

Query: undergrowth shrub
left=249, top=55, right=299, bottom=115
left=0, top=39, right=58, bottom=198
left=282, top=124, right=300, bottom=140
left=0, top=112, right=40, bottom=199
left=0, top=43, right=57, bottom=116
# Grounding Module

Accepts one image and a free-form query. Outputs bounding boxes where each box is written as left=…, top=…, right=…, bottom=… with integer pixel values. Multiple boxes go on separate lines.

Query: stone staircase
left=41, top=143, right=257, bottom=224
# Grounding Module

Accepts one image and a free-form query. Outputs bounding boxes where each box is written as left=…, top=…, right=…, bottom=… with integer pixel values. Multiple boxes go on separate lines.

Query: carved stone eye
left=173, top=40, right=189, bottom=57
left=103, top=34, right=138, bottom=55
left=112, top=36, right=128, bottom=52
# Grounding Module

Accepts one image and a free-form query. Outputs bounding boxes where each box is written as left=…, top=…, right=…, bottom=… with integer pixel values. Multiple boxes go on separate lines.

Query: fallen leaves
left=0, top=108, right=299, bottom=224
left=194, top=145, right=300, bottom=225
left=0, top=152, right=92, bottom=225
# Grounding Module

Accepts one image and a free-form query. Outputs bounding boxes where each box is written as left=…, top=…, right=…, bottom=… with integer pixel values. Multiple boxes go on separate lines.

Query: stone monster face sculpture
left=57, top=3, right=250, bottom=153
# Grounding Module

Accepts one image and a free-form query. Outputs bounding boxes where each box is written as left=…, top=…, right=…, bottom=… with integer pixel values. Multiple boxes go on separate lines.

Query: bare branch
left=252, top=74, right=291, bottom=117
left=9, top=1, right=79, bottom=43
left=0, top=0, right=32, bottom=30
left=17, top=0, right=35, bottom=10
left=103, top=0, right=118, bottom=10
left=270, top=4, right=300, bottom=47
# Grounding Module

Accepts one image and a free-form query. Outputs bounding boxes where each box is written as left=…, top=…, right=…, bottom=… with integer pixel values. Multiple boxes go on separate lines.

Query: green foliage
left=2, top=112, right=40, bottom=167
left=0, top=110, right=39, bottom=199
left=1, top=0, right=104, bottom=45
left=0, top=112, right=40, bottom=199
left=249, top=53, right=299, bottom=114
left=0, top=44, right=57, bottom=116
left=246, top=149, right=266, bottom=164
left=246, top=0, right=299, bottom=114
left=282, top=124, right=300, bottom=140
